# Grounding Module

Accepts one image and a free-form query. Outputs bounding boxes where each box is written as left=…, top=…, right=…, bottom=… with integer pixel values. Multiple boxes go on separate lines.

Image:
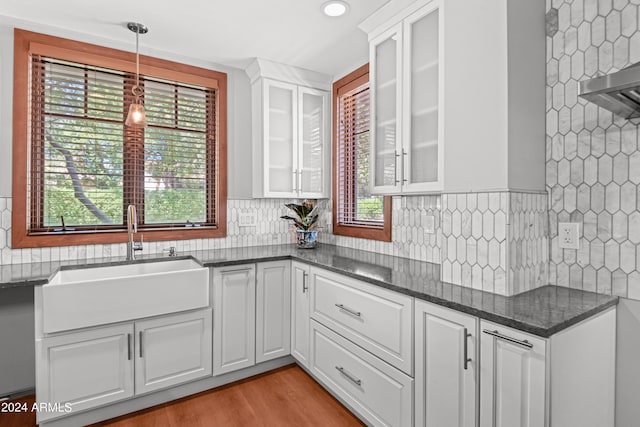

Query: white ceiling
left=0, top=0, right=390, bottom=78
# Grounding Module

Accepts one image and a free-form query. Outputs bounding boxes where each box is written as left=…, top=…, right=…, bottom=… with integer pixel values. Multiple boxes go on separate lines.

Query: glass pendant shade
left=125, top=102, right=147, bottom=127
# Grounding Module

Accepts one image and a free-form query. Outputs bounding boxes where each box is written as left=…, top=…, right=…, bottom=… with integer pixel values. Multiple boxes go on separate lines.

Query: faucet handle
left=163, top=246, right=177, bottom=257
left=133, top=235, right=143, bottom=251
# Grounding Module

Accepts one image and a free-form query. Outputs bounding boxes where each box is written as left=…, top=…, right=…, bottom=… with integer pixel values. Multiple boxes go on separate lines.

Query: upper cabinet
left=370, top=2, right=442, bottom=194
left=247, top=59, right=331, bottom=198
left=362, top=0, right=545, bottom=194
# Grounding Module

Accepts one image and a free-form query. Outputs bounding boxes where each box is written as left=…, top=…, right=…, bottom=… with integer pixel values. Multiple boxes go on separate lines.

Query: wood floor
left=1, top=365, right=365, bottom=427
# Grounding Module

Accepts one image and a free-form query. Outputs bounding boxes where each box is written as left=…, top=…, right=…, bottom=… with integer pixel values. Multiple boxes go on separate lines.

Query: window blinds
left=336, top=82, right=384, bottom=226
left=29, top=56, right=218, bottom=231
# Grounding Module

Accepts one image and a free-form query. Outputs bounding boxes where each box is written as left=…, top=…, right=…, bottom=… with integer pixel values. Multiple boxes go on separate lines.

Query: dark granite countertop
left=0, top=244, right=617, bottom=337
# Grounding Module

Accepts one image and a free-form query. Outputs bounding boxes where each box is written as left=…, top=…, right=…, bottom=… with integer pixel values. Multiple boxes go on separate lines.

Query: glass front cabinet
left=369, top=0, right=443, bottom=194
left=248, top=60, right=331, bottom=199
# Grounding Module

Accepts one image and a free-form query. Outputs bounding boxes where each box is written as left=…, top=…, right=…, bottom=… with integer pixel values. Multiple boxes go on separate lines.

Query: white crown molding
left=358, top=0, right=432, bottom=38
left=245, top=58, right=332, bottom=90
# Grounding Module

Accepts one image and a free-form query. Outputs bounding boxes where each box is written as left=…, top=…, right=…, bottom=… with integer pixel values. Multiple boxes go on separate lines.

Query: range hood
left=579, top=63, right=640, bottom=119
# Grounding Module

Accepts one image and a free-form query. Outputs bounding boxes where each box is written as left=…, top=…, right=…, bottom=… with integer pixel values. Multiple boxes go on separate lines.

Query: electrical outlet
left=558, top=222, right=580, bottom=249
left=238, top=212, right=256, bottom=227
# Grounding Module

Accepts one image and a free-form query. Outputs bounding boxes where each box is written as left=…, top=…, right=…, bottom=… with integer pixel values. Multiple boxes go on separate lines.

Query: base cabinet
left=36, top=309, right=213, bottom=423
left=479, top=307, right=616, bottom=427
left=213, top=265, right=256, bottom=375
left=36, top=323, right=134, bottom=422
left=135, top=309, right=212, bottom=395
left=256, top=261, right=291, bottom=363
left=310, top=320, right=413, bottom=427
left=414, top=300, right=477, bottom=427
left=479, top=320, right=546, bottom=427
left=290, top=261, right=311, bottom=368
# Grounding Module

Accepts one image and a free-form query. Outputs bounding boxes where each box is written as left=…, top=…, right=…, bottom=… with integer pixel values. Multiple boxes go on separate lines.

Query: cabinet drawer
left=310, top=267, right=413, bottom=374
left=311, top=320, right=413, bottom=427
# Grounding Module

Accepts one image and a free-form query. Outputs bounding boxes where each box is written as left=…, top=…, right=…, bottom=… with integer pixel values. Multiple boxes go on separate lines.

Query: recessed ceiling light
left=322, top=1, right=349, bottom=17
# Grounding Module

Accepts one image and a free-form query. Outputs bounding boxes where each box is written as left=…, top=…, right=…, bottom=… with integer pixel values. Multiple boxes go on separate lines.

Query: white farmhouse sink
left=42, top=258, right=209, bottom=334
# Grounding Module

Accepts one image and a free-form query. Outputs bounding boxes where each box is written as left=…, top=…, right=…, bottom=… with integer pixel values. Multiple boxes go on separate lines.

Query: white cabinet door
left=36, top=323, right=134, bottom=422
left=291, top=261, right=311, bottom=368
left=402, top=2, right=442, bottom=193
left=135, top=309, right=212, bottom=395
left=480, top=320, right=547, bottom=427
left=370, top=23, right=403, bottom=195
left=253, top=77, right=330, bottom=199
left=213, top=265, right=256, bottom=375
left=369, top=2, right=443, bottom=195
left=415, top=300, right=477, bottom=427
left=263, top=79, right=298, bottom=197
left=298, top=87, right=329, bottom=198
left=256, top=261, right=291, bottom=363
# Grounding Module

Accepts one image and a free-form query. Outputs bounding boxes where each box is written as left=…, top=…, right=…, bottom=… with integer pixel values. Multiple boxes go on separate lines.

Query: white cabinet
left=479, top=321, right=546, bottom=427
left=480, top=307, right=616, bottom=427
left=36, top=308, right=213, bottom=423
left=310, top=266, right=413, bottom=374
left=213, top=265, right=256, bottom=375
left=291, top=261, right=311, bottom=368
left=415, top=300, right=477, bottom=427
left=256, top=261, right=291, bottom=363
left=36, top=324, right=134, bottom=422
left=135, top=309, right=212, bottom=395
left=369, top=1, right=442, bottom=194
left=310, top=320, right=413, bottom=427
left=307, top=266, right=414, bottom=426
left=248, top=58, right=331, bottom=199
left=215, top=261, right=295, bottom=374
left=363, top=0, right=546, bottom=193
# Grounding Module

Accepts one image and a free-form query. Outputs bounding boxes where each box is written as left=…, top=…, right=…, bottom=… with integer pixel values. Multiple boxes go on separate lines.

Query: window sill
left=11, top=226, right=227, bottom=249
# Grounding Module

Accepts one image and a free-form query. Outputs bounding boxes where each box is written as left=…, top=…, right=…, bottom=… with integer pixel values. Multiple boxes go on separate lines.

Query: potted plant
left=280, top=200, right=319, bottom=248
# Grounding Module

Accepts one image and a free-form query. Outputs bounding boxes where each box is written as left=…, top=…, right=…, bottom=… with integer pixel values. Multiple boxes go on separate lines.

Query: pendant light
left=125, top=22, right=148, bottom=127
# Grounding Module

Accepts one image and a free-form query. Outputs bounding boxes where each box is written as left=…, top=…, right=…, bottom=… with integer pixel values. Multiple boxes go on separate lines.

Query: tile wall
left=546, top=0, right=640, bottom=299
left=440, top=192, right=548, bottom=296
left=320, top=195, right=441, bottom=264
left=1, top=189, right=547, bottom=296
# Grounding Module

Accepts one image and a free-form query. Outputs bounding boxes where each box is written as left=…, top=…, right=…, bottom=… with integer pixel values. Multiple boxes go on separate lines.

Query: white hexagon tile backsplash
left=546, top=0, right=640, bottom=298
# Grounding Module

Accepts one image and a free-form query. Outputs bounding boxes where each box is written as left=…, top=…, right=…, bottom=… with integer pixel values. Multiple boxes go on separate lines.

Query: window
left=332, top=64, right=391, bottom=241
left=12, top=29, right=227, bottom=248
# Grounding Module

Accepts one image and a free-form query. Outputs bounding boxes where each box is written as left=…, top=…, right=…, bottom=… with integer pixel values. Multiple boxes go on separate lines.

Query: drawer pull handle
left=463, top=328, right=472, bottom=370
left=127, top=333, right=132, bottom=361
left=482, top=329, right=533, bottom=349
left=335, top=366, right=362, bottom=386
left=335, top=304, right=361, bottom=318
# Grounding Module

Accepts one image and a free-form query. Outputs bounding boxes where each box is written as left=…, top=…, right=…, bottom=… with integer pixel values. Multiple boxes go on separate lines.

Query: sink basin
left=49, top=259, right=202, bottom=284
left=42, top=258, right=209, bottom=334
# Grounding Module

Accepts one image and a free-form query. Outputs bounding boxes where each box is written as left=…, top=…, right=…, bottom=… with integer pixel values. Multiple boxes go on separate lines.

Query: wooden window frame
left=12, top=29, right=227, bottom=248
left=332, top=64, right=391, bottom=242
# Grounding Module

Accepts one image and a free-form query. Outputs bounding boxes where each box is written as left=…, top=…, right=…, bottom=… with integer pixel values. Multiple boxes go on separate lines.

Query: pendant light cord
left=135, top=28, right=140, bottom=92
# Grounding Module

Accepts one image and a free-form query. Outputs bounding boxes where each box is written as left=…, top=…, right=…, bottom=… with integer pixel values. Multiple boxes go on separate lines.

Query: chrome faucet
left=126, top=204, right=143, bottom=260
